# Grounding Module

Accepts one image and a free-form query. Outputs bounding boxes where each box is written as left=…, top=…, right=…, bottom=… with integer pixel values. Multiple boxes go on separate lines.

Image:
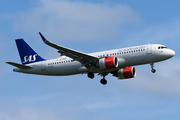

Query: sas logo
left=23, top=54, right=37, bottom=63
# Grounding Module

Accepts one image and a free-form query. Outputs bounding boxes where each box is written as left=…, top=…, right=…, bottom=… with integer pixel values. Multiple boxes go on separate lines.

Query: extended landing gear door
left=147, top=44, right=152, bottom=54
left=41, top=61, right=46, bottom=71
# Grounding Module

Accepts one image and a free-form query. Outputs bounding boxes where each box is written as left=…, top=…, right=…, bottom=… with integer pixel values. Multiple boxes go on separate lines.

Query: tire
left=100, top=78, right=107, bottom=85
left=151, top=69, right=156, bottom=73
left=88, top=72, right=94, bottom=79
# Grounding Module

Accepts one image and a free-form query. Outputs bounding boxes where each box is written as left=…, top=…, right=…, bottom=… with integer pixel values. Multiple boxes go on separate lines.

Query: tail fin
left=16, top=39, right=45, bottom=64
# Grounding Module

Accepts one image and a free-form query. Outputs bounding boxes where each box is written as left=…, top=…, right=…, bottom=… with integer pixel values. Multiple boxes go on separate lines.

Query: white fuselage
left=14, top=44, right=175, bottom=76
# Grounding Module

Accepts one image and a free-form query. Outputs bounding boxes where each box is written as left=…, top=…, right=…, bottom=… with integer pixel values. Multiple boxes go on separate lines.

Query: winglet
left=39, top=32, right=48, bottom=43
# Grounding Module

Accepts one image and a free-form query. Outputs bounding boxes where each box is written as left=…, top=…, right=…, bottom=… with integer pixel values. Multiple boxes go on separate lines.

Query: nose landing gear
left=150, top=62, right=156, bottom=73
left=151, top=69, right=156, bottom=73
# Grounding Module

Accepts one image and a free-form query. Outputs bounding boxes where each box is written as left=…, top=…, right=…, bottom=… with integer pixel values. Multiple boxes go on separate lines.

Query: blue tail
left=16, top=39, right=45, bottom=64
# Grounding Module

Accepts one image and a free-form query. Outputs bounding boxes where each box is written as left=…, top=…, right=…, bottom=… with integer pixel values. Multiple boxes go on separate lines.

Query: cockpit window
left=158, top=46, right=168, bottom=49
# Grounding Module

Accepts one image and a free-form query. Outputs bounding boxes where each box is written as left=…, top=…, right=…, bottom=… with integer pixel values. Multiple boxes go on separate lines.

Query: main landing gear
left=100, top=78, right=107, bottom=85
left=88, top=72, right=94, bottom=79
left=87, top=72, right=108, bottom=85
left=150, top=62, right=156, bottom=73
left=99, top=72, right=108, bottom=85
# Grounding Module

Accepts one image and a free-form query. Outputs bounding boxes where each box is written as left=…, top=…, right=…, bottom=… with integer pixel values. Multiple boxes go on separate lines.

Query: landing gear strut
left=150, top=62, right=156, bottom=73
left=88, top=72, right=94, bottom=79
left=99, top=72, right=108, bottom=85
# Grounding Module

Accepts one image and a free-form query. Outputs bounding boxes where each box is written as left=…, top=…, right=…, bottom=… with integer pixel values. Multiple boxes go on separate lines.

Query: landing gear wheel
left=100, top=78, right=107, bottom=85
left=150, top=62, right=156, bottom=73
left=151, top=69, right=156, bottom=73
left=88, top=72, right=94, bottom=79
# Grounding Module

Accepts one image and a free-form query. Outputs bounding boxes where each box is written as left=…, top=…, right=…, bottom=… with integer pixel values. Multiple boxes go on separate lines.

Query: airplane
left=6, top=32, right=175, bottom=85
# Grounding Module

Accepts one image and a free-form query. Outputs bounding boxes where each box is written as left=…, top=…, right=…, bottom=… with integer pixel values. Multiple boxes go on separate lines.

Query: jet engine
left=112, top=66, right=136, bottom=79
left=97, top=56, right=118, bottom=69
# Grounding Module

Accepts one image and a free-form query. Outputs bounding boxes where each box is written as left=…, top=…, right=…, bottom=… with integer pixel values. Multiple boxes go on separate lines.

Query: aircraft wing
left=39, top=32, right=99, bottom=68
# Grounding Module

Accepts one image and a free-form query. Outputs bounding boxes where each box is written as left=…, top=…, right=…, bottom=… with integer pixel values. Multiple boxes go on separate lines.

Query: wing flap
left=6, top=62, right=32, bottom=69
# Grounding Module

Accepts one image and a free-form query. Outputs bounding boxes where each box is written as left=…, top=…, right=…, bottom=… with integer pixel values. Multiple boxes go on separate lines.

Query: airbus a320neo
left=7, top=32, right=175, bottom=85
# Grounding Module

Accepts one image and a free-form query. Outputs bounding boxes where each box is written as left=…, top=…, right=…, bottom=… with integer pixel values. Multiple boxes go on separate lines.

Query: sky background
left=0, top=0, right=180, bottom=120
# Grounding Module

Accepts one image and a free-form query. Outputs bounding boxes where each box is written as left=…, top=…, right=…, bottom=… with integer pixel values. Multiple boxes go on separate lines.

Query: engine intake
left=97, top=56, right=118, bottom=69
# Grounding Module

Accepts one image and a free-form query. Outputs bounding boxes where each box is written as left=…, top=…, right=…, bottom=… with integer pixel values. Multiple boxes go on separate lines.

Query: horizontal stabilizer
left=6, top=62, right=32, bottom=69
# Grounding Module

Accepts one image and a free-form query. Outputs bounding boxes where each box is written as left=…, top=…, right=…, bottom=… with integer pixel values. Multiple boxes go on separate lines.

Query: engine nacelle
left=97, top=56, right=118, bottom=69
left=118, top=66, right=136, bottom=79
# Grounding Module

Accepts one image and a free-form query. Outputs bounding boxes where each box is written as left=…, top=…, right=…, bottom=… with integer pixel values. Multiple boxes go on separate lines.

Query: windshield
left=158, top=46, right=168, bottom=49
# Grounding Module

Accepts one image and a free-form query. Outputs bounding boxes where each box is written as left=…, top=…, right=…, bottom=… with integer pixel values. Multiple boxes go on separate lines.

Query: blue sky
left=1, top=0, right=180, bottom=120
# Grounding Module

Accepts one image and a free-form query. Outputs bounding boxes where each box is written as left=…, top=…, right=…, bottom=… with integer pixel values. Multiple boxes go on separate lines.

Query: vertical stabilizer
left=16, top=39, right=45, bottom=64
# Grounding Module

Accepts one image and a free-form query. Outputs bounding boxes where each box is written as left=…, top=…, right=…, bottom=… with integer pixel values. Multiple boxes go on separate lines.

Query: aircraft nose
left=167, top=49, right=175, bottom=57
